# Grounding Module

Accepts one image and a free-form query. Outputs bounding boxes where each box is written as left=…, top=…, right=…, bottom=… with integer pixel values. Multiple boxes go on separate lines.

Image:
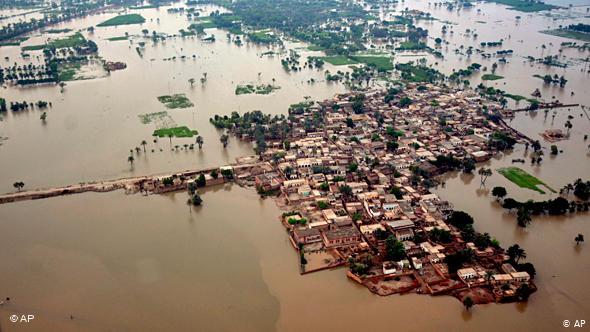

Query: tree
left=339, top=185, right=353, bottom=197
left=188, top=78, right=195, bottom=87
left=516, top=207, right=531, bottom=228
left=188, top=193, right=203, bottom=206
left=127, top=155, right=135, bottom=166
left=13, top=181, right=25, bottom=192
left=516, top=283, right=532, bottom=301
left=564, top=120, right=573, bottom=134
left=491, top=186, right=507, bottom=201
left=196, top=173, right=206, bottom=187
left=220, top=134, right=229, bottom=148
left=507, top=244, right=526, bottom=264
left=168, top=133, right=173, bottom=147
left=575, top=233, right=584, bottom=245
left=196, top=135, right=204, bottom=149
left=463, top=158, right=475, bottom=173
left=385, top=236, right=405, bottom=261
left=463, top=296, right=474, bottom=311
left=40, top=112, right=47, bottom=121
left=478, top=168, right=492, bottom=186
left=141, top=140, right=148, bottom=152
left=447, top=211, right=474, bottom=230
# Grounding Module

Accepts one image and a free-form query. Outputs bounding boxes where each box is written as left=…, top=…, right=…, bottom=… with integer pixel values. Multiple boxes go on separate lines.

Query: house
left=411, top=257, right=423, bottom=270
left=293, top=227, right=322, bottom=245
left=471, top=150, right=490, bottom=162
left=322, top=224, right=362, bottom=248
left=510, top=271, right=530, bottom=283
left=457, top=268, right=477, bottom=280
left=383, top=261, right=397, bottom=275
left=492, top=274, right=513, bottom=285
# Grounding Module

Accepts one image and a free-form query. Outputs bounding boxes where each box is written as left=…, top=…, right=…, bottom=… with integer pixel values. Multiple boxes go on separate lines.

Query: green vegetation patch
left=97, top=14, right=146, bottom=27
left=46, top=28, right=73, bottom=34
left=396, top=41, right=429, bottom=51
left=497, top=167, right=556, bottom=194
left=21, top=44, right=45, bottom=51
left=307, top=45, right=325, bottom=51
left=48, top=32, right=87, bottom=49
left=504, top=93, right=538, bottom=103
left=541, top=29, right=590, bottom=42
left=350, top=56, right=393, bottom=72
left=396, top=63, right=441, bottom=83
left=484, top=0, right=557, bottom=12
left=153, top=126, right=198, bottom=138
left=57, top=62, right=82, bottom=81
left=235, top=84, right=281, bottom=95
left=482, top=74, right=504, bottom=81
left=106, top=36, right=129, bottom=41
left=317, top=55, right=358, bottom=66
left=157, top=94, right=194, bottom=109
left=248, top=30, right=278, bottom=43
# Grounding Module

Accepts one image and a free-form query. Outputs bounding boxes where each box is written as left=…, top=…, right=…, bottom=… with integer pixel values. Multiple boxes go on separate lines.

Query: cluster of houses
left=225, top=84, right=535, bottom=303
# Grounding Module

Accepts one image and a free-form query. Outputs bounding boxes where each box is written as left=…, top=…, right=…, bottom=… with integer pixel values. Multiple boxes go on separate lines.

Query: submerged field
left=497, top=167, right=556, bottom=194
left=157, top=94, right=194, bottom=109
left=541, top=29, right=590, bottom=42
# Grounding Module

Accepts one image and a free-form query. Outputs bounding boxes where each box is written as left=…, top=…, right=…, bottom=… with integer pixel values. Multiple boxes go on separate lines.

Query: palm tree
left=59, top=82, right=66, bottom=93
left=485, top=270, right=494, bottom=285
left=463, top=297, right=474, bottom=311
left=135, top=146, right=141, bottom=154
left=168, top=133, right=173, bottom=147
left=507, top=244, right=527, bottom=263
left=141, top=140, right=147, bottom=152
left=478, top=168, right=492, bottom=186
left=13, top=181, right=25, bottom=192
left=196, top=135, right=204, bottom=149
left=127, top=155, right=134, bottom=165
left=220, top=134, right=229, bottom=148
left=517, top=207, right=532, bottom=228
left=575, top=234, right=584, bottom=245
left=188, top=78, right=195, bottom=87
left=564, top=120, right=573, bottom=134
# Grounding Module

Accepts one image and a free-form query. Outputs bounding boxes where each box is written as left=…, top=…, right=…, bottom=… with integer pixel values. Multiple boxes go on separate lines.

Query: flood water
left=0, top=1, right=590, bottom=331
left=0, top=4, right=344, bottom=192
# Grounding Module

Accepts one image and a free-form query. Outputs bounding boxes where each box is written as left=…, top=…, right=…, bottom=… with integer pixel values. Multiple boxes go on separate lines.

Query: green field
left=48, top=32, right=87, bottom=48
left=21, top=44, right=45, bottom=51
left=317, top=56, right=358, bottom=66
left=153, top=126, right=198, bottom=138
left=541, top=29, right=590, bottom=42
left=497, top=167, right=556, bottom=194
left=106, top=36, right=129, bottom=41
left=482, top=74, right=504, bottom=81
left=46, top=28, right=73, bottom=34
left=157, top=94, right=194, bottom=109
left=57, top=62, right=82, bottom=81
left=484, top=0, right=557, bottom=12
left=235, top=84, right=280, bottom=95
left=396, top=41, right=428, bottom=51
left=350, top=56, right=393, bottom=72
left=97, top=14, right=146, bottom=27
left=307, top=45, right=325, bottom=51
